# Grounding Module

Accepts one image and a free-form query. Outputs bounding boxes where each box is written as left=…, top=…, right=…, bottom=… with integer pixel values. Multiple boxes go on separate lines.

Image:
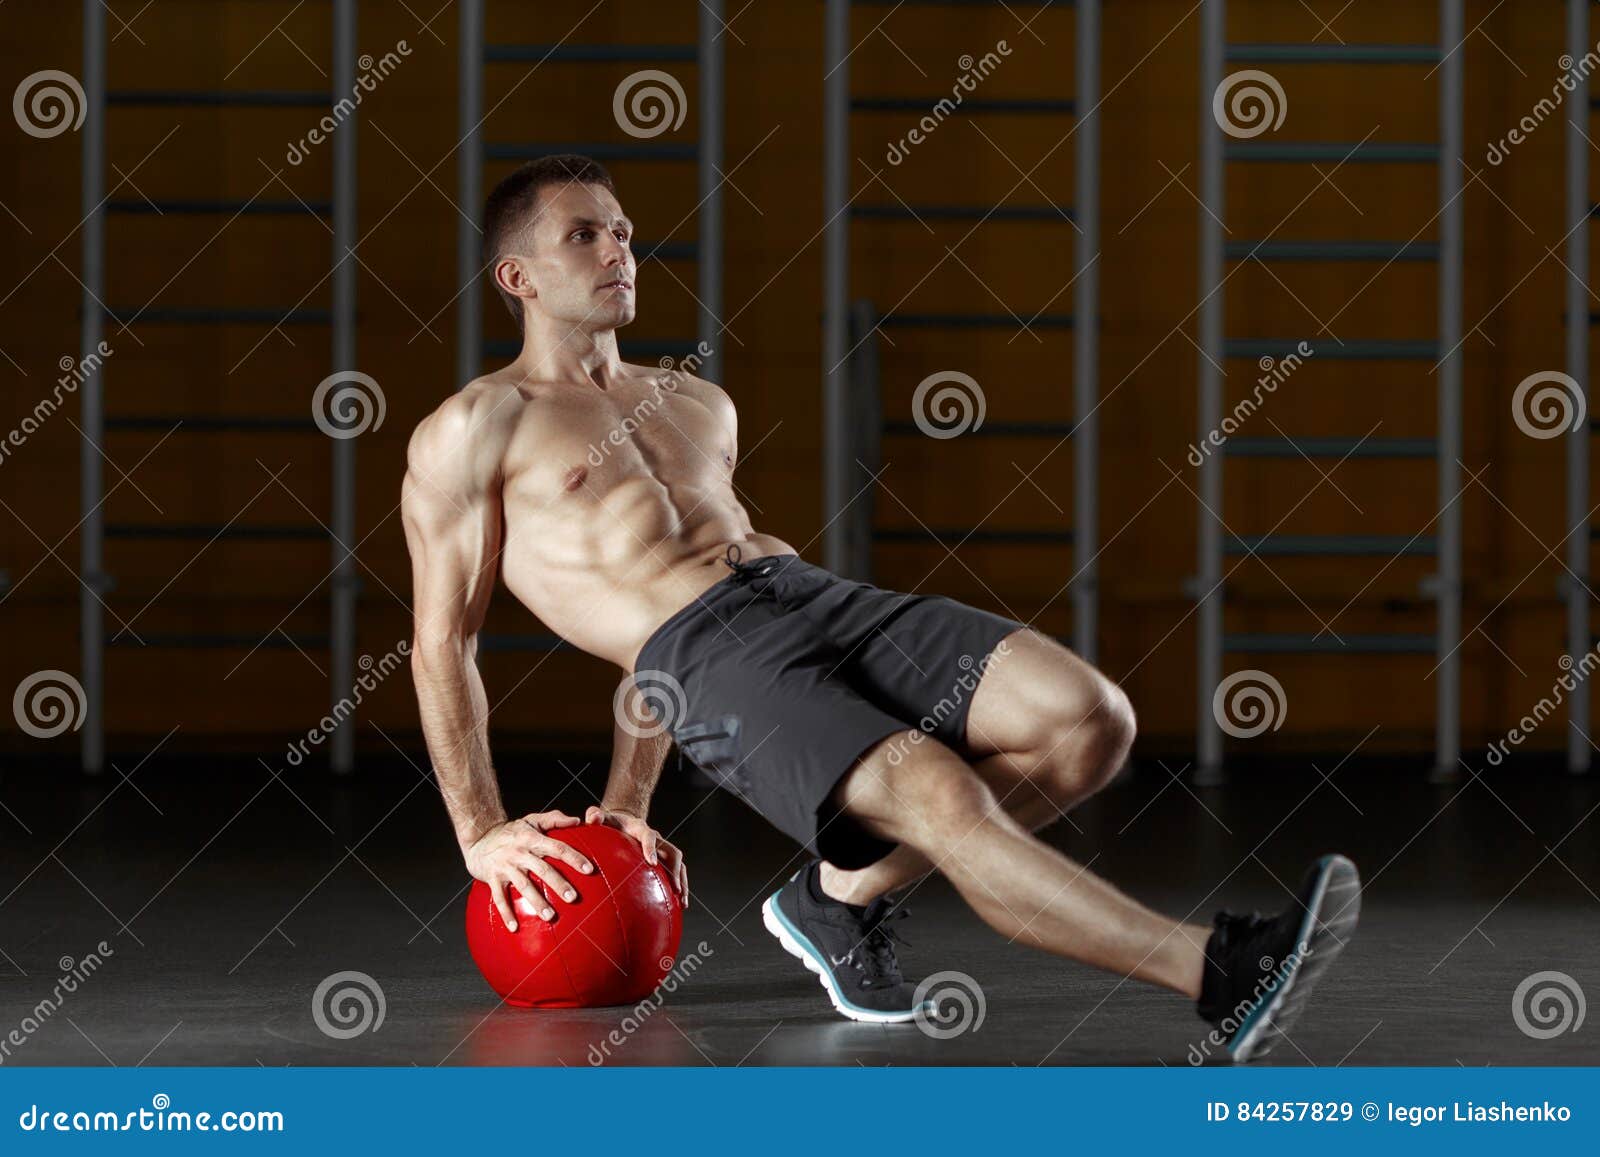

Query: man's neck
left=513, top=320, right=625, bottom=390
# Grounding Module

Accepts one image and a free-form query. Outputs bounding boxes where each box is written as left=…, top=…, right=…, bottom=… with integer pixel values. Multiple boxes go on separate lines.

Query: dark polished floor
left=0, top=751, right=1596, bottom=1067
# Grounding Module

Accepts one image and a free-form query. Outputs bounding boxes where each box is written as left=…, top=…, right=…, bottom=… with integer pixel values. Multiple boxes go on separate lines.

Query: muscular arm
left=402, top=396, right=509, bottom=855
left=600, top=699, right=673, bottom=819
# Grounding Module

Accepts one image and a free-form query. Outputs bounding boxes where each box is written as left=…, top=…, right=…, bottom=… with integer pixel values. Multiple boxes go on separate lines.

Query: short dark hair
left=481, top=154, right=618, bottom=334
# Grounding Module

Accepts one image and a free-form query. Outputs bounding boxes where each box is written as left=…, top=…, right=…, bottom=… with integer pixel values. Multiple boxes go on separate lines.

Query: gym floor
left=1, top=753, right=1594, bottom=1067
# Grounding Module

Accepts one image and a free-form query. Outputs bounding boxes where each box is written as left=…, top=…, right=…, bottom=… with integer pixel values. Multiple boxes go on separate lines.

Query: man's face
left=516, top=181, right=636, bottom=331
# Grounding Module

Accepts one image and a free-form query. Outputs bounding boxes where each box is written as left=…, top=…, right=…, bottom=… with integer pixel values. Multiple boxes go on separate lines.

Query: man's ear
left=493, top=253, right=536, bottom=304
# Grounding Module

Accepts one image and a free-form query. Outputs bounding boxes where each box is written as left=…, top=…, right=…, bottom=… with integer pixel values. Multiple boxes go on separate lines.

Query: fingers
left=524, top=857, right=578, bottom=907
left=539, top=838, right=595, bottom=877
left=636, top=825, right=659, bottom=865
left=492, top=879, right=520, bottom=932
left=528, top=810, right=582, bottom=830
left=584, top=805, right=606, bottom=826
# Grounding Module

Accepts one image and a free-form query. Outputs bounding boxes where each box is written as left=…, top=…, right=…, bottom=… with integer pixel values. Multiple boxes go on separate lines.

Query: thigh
left=799, top=576, right=1026, bottom=756
left=961, top=627, right=1124, bottom=762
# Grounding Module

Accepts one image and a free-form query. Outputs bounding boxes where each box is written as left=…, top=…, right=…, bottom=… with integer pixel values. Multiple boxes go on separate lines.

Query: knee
left=861, top=741, right=1002, bottom=850
left=1036, top=677, right=1136, bottom=799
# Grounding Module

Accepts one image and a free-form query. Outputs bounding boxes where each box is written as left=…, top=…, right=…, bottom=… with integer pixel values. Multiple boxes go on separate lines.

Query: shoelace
left=851, top=900, right=913, bottom=989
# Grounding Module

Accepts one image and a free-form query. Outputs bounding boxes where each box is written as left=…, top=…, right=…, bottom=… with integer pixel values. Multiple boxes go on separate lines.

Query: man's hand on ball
left=584, top=805, right=690, bottom=910
left=464, top=810, right=595, bottom=931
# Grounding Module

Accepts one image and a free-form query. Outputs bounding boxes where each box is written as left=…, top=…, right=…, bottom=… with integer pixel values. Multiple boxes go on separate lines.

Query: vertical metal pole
left=1436, top=0, right=1463, bottom=778
left=823, top=0, right=852, bottom=576
left=329, top=0, right=358, bottom=774
left=457, top=0, right=484, bottom=391
left=1568, top=0, right=1592, bottom=774
left=1196, top=0, right=1225, bottom=781
left=698, top=0, right=725, bottom=386
left=1073, top=0, right=1101, bottom=665
left=81, top=0, right=106, bottom=775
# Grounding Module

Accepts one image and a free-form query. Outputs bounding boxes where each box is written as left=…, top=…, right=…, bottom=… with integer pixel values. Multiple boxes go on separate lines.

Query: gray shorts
left=633, top=550, right=1024, bottom=869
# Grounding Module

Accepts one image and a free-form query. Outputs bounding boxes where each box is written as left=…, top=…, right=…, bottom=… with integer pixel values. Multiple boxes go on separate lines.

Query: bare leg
left=825, top=628, right=1137, bottom=907
left=833, top=728, right=1212, bottom=998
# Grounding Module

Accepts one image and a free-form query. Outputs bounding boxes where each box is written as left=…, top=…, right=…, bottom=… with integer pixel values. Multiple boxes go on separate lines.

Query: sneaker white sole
left=761, top=894, right=932, bottom=1025
left=1229, top=853, right=1363, bottom=1063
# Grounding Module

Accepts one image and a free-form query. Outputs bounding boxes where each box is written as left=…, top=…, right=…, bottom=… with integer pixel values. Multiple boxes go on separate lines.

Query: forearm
left=600, top=711, right=672, bottom=819
left=412, top=639, right=506, bottom=855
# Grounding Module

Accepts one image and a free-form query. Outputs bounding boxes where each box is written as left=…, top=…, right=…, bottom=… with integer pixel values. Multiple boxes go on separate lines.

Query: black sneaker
left=761, top=863, right=934, bottom=1024
left=1197, top=853, right=1362, bottom=1062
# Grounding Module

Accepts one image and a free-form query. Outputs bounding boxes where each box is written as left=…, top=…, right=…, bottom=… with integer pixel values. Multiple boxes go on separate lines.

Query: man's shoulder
left=407, top=378, right=528, bottom=471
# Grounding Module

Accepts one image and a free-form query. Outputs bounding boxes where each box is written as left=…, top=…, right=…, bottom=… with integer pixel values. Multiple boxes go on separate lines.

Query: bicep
left=402, top=435, right=503, bottom=648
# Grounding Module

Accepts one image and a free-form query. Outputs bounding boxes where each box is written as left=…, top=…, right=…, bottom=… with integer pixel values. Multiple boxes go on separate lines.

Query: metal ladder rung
left=107, top=199, right=333, bottom=216
left=852, top=204, right=1073, bottom=222
left=1225, top=437, right=1435, bottom=458
left=1226, top=240, right=1439, bottom=261
left=851, top=0, right=1075, bottom=6
left=1226, top=43, right=1439, bottom=63
left=485, top=44, right=696, bottom=63
left=109, top=633, right=331, bottom=650
left=483, top=337, right=699, bottom=361
left=105, top=524, right=327, bottom=541
left=1226, top=534, right=1436, bottom=557
left=1223, top=339, right=1437, bottom=360
left=485, top=142, right=697, bottom=162
left=106, top=90, right=329, bottom=107
left=106, top=415, right=320, bottom=433
left=103, top=307, right=331, bottom=325
left=874, top=528, right=1073, bottom=545
left=884, top=420, right=1075, bottom=438
left=1225, top=634, right=1436, bottom=654
left=879, top=311, right=1073, bottom=329
left=851, top=97, right=1075, bottom=114
left=1226, top=142, right=1439, bottom=163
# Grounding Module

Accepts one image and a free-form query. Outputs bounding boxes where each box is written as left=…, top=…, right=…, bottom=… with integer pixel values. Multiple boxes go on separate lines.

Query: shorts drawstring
left=723, top=543, right=775, bottom=584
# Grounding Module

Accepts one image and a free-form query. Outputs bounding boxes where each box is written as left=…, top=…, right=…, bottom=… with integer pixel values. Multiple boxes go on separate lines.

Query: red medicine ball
left=466, top=823, right=683, bottom=1008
